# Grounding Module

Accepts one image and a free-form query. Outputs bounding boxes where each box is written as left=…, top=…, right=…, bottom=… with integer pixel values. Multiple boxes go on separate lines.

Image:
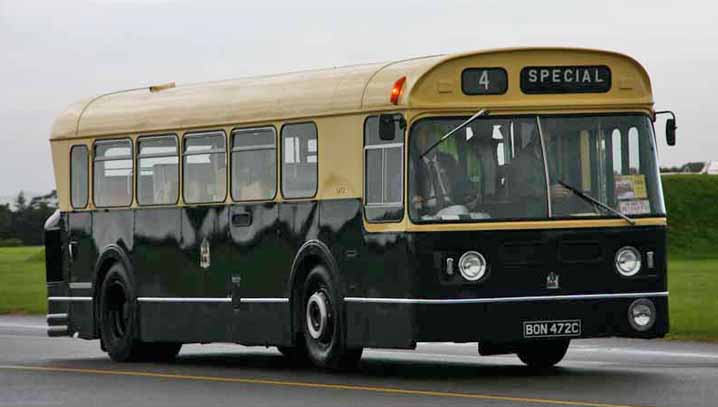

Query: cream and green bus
left=45, top=47, right=676, bottom=369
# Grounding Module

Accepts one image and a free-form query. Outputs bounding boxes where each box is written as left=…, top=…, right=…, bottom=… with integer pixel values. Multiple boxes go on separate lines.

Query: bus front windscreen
left=408, top=114, right=666, bottom=223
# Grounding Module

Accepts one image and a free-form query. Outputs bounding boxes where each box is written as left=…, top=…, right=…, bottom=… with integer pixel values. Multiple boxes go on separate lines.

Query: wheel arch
left=92, top=244, right=134, bottom=335
left=288, top=240, right=342, bottom=339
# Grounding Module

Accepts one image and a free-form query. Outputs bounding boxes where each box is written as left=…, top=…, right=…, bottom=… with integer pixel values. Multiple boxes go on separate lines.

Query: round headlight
left=615, top=246, right=641, bottom=277
left=628, top=298, right=656, bottom=332
left=458, top=251, right=487, bottom=281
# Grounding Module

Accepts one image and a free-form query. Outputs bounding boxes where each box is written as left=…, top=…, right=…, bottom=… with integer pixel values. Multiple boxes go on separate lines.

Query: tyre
left=517, top=339, right=570, bottom=368
left=277, top=334, right=309, bottom=365
left=301, top=265, right=362, bottom=370
left=99, top=262, right=181, bottom=362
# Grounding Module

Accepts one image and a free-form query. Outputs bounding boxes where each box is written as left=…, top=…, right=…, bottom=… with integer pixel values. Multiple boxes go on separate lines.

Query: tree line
left=0, top=191, right=57, bottom=246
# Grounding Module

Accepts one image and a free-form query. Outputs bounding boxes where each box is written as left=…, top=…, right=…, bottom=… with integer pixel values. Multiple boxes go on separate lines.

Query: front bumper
left=345, top=292, right=668, bottom=348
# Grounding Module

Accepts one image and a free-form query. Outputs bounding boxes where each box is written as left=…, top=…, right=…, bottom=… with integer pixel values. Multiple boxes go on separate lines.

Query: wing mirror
left=666, top=118, right=677, bottom=146
left=379, top=113, right=406, bottom=141
left=656, top=111, right=677, bottom=146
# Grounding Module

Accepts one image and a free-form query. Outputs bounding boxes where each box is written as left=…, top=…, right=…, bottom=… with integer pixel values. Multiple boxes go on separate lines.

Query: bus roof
left=50, top=47, right=653, bottom=140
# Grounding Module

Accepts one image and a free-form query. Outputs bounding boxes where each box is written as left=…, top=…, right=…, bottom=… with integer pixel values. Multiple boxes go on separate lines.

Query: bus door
left=227, top=126, right=290, bottom=345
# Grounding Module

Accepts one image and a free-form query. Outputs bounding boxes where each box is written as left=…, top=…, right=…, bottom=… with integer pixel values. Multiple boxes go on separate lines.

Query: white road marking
left=0, top=323, right=46, bottom=330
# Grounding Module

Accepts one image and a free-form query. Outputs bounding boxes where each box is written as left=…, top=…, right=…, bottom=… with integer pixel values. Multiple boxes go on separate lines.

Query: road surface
left=0, top=315, right=716, bottom=407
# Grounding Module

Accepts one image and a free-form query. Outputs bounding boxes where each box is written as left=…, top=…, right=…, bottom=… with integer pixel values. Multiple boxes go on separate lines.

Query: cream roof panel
left=51, top=47, right=655, bottom=140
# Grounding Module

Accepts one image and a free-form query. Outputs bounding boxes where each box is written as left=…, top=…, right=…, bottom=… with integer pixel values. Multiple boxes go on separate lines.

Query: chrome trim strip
left=137, top=297, right=231, bottom=303
left=47, top=297, right=92, bottom=302
left=135, top=297, right=289, bottom=303
left=240, top=298, right=289, bottom=303
left=69, top=282, right=92, bottom=290
left=46, top=313, right=68, bottom=320
left=47, top=325, right=68, bottom=332
left=344, top=291, right=669, bottom=305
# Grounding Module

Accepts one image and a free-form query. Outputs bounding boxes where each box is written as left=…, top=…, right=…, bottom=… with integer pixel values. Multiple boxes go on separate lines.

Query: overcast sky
left=1, top=0, right=716, bottom=196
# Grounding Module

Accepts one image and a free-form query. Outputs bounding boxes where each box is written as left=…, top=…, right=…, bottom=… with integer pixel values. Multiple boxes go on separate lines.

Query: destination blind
left=461, top=68, right=508, bottom=95
left=520, top=65, right=611, bottom=94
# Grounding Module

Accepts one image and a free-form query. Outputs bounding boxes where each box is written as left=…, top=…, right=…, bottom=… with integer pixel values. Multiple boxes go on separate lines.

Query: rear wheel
left=301, top=265, right=362, bottom=370
left=99, top=263, right=181, bottom=362
left=517, top=339, right=570, bottom=368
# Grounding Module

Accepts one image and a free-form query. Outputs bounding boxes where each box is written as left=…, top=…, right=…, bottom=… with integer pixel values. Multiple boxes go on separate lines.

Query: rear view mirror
left=666, top=118, right=677, bottom=146
left=379, top=114, right=396, bottom=141
left=656, top=110, right=677, bottom=146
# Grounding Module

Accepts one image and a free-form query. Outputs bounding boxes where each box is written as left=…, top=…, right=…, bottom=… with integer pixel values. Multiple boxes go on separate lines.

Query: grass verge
left=0, top=246, right=47, bottom=314
left=666, top=258, right=718, bottom=342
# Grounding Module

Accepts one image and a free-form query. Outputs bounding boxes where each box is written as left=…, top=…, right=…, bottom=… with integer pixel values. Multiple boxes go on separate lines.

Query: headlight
left=615, top=246, right=641, bottom=277
left=628, top=298, right=656, bottom=332
left=458, top=251, right=487, bottom=282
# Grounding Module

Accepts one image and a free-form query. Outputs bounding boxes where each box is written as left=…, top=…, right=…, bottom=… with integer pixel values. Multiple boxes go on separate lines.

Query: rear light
left=390, top=76, right=406, bottom=105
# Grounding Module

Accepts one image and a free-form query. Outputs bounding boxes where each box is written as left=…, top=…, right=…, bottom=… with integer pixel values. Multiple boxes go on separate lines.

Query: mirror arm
left=655, top=110, right=676, bottom=121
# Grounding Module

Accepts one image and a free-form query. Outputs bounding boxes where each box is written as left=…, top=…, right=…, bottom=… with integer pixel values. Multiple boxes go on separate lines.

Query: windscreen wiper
left=419, top=109, right=489, bottom=159
left=556, top=179, right=636, bottom=225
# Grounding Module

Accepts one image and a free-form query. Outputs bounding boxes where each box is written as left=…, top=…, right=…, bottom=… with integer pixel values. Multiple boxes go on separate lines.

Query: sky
left=1, top=0, right=716, bottom=196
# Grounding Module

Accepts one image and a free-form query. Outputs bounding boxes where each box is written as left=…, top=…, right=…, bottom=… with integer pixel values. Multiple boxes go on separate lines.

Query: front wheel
left=517, top=339, right=570, bottom=368
left=301, top=265, right=362, bottom=370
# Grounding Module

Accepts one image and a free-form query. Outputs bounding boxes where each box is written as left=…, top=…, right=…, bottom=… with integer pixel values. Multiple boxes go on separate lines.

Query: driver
left=410, top=125, right=461, bottom=216
left=508, top=126, right=570, bottom=217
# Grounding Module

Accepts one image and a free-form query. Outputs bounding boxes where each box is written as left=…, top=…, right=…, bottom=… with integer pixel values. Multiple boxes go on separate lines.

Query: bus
left=45, top=47, right=676, bottom=369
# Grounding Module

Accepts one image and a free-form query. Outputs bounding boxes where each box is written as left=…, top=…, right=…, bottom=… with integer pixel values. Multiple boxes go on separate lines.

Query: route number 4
left=478, top=70, right=490, bottom=90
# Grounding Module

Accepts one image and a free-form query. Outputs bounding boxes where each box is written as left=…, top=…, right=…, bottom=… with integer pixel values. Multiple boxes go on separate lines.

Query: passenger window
left=281, top=123, right=317, bottom=198
left=93, top=139, right=133, bottom=207
left=231, top=127, right=276, bottom=201
left=137, top=135, right=178, bottom=205
left=183, top=131, right=227, bottom=204
left=364, top=115, right=404, bottom=222
left=70, top=145, right=89, bottom=209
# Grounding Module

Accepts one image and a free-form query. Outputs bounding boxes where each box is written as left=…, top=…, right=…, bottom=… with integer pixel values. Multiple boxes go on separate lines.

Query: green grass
left=663, top=174, right=718, bottom=259
left=0, top=246, right=47, bottom=314
left=666, top=258, right=718, bottom=341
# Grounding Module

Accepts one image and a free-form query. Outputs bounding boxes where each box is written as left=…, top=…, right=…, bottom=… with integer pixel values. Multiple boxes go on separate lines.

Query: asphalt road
left=0, top=316, right=716, bottom=407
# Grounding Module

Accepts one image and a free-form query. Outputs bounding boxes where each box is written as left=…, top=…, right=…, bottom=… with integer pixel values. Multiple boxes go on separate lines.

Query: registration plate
left=523, top=320, right=582, bottom=338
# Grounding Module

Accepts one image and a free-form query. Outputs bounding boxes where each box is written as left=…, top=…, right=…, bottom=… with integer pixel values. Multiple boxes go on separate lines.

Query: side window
left=93, top=139, right=133, bottom=207
left=70, top=145, right=89, bottom=209
left=183, top=131, right=227, bottom=204
left=137, top=135, right=178, bottom=205
left=364, top=115, right=404, bottom=222
left=281, top=123, right=317, bottom=198
left=231, top=127, right=277, bottom=201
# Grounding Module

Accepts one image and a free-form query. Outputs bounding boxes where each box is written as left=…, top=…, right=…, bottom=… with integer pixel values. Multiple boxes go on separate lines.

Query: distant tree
left=15, top=191, right=27, bottom=211
left=0, top=204, right=11, bottom=239
left=7, top=190, right=58, bottom=246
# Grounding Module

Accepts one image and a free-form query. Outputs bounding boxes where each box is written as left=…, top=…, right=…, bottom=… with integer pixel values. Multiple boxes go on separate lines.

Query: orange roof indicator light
left=390, top=76, right=407, bottom=105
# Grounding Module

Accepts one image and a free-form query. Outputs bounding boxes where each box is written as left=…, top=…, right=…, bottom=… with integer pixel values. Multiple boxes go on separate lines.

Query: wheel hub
left=306, top=291, right=330, bottom=340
